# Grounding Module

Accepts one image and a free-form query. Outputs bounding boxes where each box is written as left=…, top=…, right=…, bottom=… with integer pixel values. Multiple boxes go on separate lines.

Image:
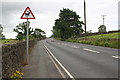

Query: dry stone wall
left=2, top=40, right=37, bottom=78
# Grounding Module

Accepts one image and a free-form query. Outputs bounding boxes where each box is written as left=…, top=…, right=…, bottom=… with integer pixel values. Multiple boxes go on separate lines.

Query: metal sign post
left=26, top=19, right=29, bottom=64
left=21, top=7, right=35, bottom=64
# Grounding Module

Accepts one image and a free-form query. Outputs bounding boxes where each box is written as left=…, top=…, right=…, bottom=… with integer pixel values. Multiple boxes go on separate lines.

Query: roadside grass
left=0, top=39, right=19, bottom=44
left=78, top=39, right=119, bottom=48
left=66, top=32, right=120, bottom=49
left=80, top=32, right=120, bottom=39
left=54, top=38, right=62, bottom=40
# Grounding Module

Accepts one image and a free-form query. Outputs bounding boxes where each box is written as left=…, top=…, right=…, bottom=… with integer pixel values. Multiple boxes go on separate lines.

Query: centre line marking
left=112, top=55, right=120, bottom=59
left=71, top=46, right=79, bottom=48
left=83, top=48, right=100, bottom=53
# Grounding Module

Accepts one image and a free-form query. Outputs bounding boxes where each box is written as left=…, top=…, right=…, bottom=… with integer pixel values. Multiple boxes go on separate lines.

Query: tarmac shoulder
left=23, top=41, right=62, bottom=78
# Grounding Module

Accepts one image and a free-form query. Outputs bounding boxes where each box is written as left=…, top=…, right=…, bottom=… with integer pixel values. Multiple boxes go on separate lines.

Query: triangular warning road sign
left=21, top=7, right=35, bottom=19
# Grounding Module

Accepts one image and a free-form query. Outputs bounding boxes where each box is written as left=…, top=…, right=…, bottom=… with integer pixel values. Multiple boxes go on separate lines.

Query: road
left=23, top=41, right=62, bottom=78
left=43, top=38, right=118, bottom=78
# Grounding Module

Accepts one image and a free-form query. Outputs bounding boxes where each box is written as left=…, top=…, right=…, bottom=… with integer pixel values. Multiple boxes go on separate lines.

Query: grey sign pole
left=21, top=7, right=35, bottom=65
left=26, top=19, right=29, bottom=64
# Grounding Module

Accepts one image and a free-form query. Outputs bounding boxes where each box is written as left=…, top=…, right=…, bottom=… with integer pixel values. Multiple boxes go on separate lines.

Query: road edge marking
left=46, top=49, right=66, bottom=78
left=83, top=48, right=100, bottom=53
left=43, top=43, right=75, bottom=80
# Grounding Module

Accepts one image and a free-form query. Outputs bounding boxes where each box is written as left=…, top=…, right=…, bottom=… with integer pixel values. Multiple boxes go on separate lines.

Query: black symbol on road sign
left=25, top=11, right=30, bottom=17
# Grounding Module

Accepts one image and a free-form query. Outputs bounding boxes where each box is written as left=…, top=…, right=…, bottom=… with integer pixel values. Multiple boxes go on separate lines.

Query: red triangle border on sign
left=21, top=7, right=35, bottom=19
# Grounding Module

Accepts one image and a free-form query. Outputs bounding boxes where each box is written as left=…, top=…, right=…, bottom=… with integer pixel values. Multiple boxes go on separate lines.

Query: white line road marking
left=63, top=43, right=68, bottom=46
left=57, top=42, right=60, bottom=44
left=44, top=44, right=75, bottom=80
left=112, top=55, right=120, bottom=59
left=46, top=50, right=66, bottom=78
left=59, top=42, right=79, bottom=49
left=83, top=48, right=100, bottom=53
left=71, top=46, right=79, bottom=48
left=58, top=42, right=79, bottom=49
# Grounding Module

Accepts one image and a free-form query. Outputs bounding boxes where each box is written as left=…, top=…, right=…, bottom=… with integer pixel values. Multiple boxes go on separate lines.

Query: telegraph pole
left=84, top=0, right=87, bottom=34
left=101, top=15, right=106, bottom=25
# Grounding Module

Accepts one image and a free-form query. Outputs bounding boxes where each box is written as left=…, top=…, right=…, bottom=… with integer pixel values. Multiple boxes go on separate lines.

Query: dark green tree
left=53, top=8, right=84, bottom=39
left=13, top=21, right=34, bottom=40
left=16, top=32, right=23, bottom=40
left=0, top=24, right=5, bottom=39
left=32, top=28, right=46, bottom=39
left=98, top=25, right=107, bottom=32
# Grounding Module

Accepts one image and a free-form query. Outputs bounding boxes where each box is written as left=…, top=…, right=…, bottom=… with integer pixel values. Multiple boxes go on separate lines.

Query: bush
left=104, top=42, right=110, bottom=47
left=10, top=70, right=23, bottom=79
left=94, top=41, right=99, bottom=46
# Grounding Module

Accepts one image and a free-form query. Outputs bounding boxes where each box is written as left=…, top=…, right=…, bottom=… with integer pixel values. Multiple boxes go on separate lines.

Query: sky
left=0, top=0, right=119, bottom=39
left=119, top=1, right=120, bottom=29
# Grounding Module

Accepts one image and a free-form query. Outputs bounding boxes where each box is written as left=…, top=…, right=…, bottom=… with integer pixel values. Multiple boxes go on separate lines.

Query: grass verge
left=66, top=32, right=120, bottom=49
left=0, top=39, right=19, bottom=44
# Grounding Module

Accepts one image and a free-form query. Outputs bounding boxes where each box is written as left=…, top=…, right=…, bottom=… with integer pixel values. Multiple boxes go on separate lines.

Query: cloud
left=0, top=2, right=2, bottom=24
left=119, top=1, right=120, bottom=25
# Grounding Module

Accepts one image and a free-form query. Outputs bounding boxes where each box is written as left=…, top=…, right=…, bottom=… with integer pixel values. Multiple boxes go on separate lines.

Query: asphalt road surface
left=43, top=38, right=118, bottom=78
left=23, top=41, right=62, bottom=78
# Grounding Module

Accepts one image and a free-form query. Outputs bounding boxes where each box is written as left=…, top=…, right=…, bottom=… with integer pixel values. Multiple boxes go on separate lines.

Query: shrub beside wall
left=2, top=40, right=37, bottom=78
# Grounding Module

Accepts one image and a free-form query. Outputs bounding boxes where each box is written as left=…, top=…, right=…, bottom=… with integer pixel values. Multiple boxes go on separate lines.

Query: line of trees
left=52, top=8, right=84, bottom=40
left=0, top=24, right=5, bottom=40
left=52, top=8, right=108, bottom=40
left=13, top=21, right=46, bottom=40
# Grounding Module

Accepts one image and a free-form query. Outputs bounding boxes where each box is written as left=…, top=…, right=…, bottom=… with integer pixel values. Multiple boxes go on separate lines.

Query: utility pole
left=84, top=0, right=87, bottom=34
left=101, top=15, right=106, bottom=25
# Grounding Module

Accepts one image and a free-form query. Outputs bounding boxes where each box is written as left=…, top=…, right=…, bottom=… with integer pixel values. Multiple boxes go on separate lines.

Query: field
left=0, top=39, right=19, bottom=44
left=66, top=32, right=120, bottom=49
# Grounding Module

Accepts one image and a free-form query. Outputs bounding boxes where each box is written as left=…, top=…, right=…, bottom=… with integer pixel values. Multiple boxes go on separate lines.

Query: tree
left=16, top=32, right=23, bottom=40
left=0, top=24, right=3, bottom=34
left=98, top=25, right=107, bottom=32
left=53, top=8, right=84, bottom=39
left=0, top=24, right=5, bottom=39
left=52, top=29, right=61, bottom=38
left=13, top=21, right=34, bottom=40
left=32, top=28, right=46, bottom=39
left=13, top=21, right=46, bottom=40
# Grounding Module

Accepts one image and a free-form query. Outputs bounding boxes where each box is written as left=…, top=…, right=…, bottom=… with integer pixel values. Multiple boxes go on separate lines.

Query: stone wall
left=2, top=40, right=38, bottom=78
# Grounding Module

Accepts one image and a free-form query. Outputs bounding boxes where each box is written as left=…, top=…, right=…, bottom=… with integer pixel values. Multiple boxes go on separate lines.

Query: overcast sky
left=119, top=1, right=120, bottom=28
left=0, top=0, right=119, bottom=39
